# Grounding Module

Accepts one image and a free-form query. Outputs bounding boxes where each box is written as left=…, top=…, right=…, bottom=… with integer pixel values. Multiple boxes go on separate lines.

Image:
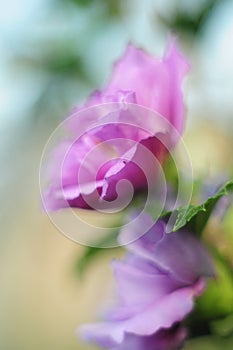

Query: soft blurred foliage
left=0, top=0, right=233, bottom=349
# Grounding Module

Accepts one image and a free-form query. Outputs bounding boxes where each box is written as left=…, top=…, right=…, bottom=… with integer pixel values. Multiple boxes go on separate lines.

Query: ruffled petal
left=110, top=326, right=187, bottom=350
left=119, top=214, right=215, bottom=284
left=107, top=39, right=189, bottom=133
left=79, top=279, right=204, bottom=348
left=111, top=258, right=178, bottom=311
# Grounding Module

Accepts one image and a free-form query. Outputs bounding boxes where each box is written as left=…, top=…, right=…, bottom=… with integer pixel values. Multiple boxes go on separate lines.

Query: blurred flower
left=79, top=214, right=214, bottom=349
left=98, top=326, right=187, bottom=350
left=45, top=39, right=189, bottom=210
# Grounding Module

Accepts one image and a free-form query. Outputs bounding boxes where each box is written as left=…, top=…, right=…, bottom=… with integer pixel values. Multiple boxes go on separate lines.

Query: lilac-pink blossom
left=45, top=40, right=189, bottom=210
left=79, top=215, right=214, bottom=349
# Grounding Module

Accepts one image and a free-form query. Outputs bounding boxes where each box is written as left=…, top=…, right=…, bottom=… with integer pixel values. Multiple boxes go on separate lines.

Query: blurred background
left=0, top=0, right=233, bottom=349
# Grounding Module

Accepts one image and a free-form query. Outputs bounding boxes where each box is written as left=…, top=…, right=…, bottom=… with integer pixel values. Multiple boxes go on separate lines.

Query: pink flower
left=44, top=39, right=189, bottom=211
left=79, top=215, right=214, bottom=349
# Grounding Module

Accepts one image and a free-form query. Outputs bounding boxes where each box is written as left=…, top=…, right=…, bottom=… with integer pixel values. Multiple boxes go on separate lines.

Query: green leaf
left=196, top=250, right=233, bottom=320
left=211, top=314, right=233, bottom=337
left=184, top=248, right=233, bottom=338
left=173, top=180, right=233, bottom=234
left=184, top=334, right=233, bottom=350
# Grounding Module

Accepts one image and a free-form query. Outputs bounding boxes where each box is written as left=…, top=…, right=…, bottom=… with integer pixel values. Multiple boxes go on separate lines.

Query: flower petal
left=107, top=40, right=189, bottom=133
left=110, top=326, right=187, bottom=350
left=119, top=214, right=215, bottom=284
left=111, top=258, right=178, bottom=312
left=79, top=279, right=204, bottom=347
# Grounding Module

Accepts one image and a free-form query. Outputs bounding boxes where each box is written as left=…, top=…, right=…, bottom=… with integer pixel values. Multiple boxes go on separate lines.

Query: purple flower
left=79, top=215, right=214, bottom=349
left=44, top=39, right=189, bottom=211
left=105, top=326, right=187, bottom=350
